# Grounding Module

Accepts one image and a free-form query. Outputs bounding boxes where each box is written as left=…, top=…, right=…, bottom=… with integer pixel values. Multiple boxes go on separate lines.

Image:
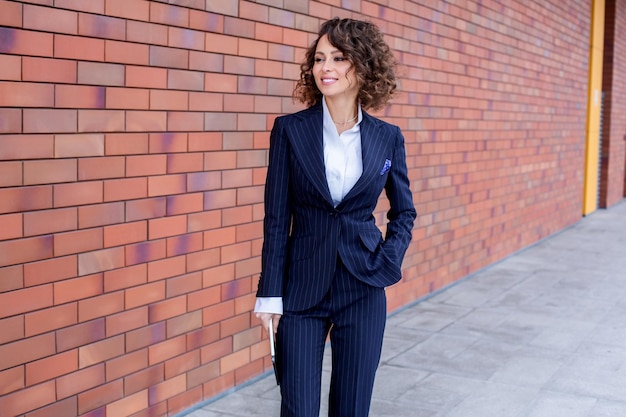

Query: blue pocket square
left=380, top=159, right=392, bottom=175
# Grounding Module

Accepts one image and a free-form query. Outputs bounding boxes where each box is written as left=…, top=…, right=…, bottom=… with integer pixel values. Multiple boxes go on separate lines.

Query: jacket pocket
left=359, top=229, right=383, bottom=253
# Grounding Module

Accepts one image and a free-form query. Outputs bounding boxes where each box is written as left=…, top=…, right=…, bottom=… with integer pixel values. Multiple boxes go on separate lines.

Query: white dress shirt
left=254, top=98, right=363, bottom=315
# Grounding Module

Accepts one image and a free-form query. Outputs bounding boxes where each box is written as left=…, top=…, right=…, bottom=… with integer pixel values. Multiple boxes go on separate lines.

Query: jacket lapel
left=338, top=112, right=386, bottom=207
left=285, top=104, right=334, bottom=205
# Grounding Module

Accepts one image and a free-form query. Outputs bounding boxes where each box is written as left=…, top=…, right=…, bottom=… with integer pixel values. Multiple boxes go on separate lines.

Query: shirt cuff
left=254, top=297, right=283, bottom=315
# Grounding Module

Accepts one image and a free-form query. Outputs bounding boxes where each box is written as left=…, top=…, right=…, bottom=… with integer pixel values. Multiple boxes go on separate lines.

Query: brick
left=79, top=335, right=124, bottom=368
left=79, top=13, right=125, bottom=40
left=167, top=153, right=204, bottom=174
left=78, top=380, right=123, bottom=415
left=167, top=111, right=204, bottom=132
left=0, top=108, right=21, bottom=133
left=103, top=264, right=146, bottom=294
left=150, top=89, right=188, bottom=111
left=148, top=374, right=186, bottom=405
left=0, top=81, right=54, bottom=107
left=22, top=255, right=76, bottom=287
left=186, top=247, right=220, bottom=273
left=105, top=39, right=150, bottom=66
left=105, top=349, right=148, bottom=381
left=150, top=1, right=189, bottom=26
left=78, top=247, right=125, bottom=276
left=54, top=273, right=102, bottom=305
left=25, top=349, right=78, bottom=385
left=55, top=34, right=104, bottom=61
left=55, top=85, right=106, bottom=109
left=167, top=229, right=202, bottom=256
left=148, top=215, right=187, bottom=240
left=79, top=156, right=125, bottom=181
left=105, top=0, right=149, bottom=20
left=0, top=162, right=21, bottom=187
left=126, top=154, right=166, bottom=177
left=204, top=73, right=238, bottom=94
left=0, top=380, right=55, bottom=416
left=106, top=86, right=149, bottom=110
left=189, top=51, right=223, bottom=73
left=150, top=45, right=189, bottom=69
left=103, top=221, right=147, bottom=249
left=0, top=365, right=24, bottom=396
left=23, top=159, right=76, bottom=186
left=0, top=186, right=52, bottom=213
left=125, top=281, right=165, bottom=310
left=23, top=109, right=77, bottom=134
left=0, top=315, right=24, bottom=345
left=189, top=92, right=223, bottom=111
left=126, top=65, right=167, bottom=89
left=0, top=212, right=22, bottom=241
left=106, top=390, right=148, bottom=417
left=78, top=109, right=125, bottom=132
left=126, top=322, right=165, bottom=352
left=126, top=110, right=167, bottom=132
left=168, top=27, right=204, bottom=51
left=204, top=151, right=237, bottom=171
left=147, top=174, right=187, bottom=197
left=202, top=264, right=234, bottom=291
left=164, top=350, right=199, bottom=380
left=125, top=197, right=167, bottom=222
left=78, top=202, right=124, bottom=228
left=105, top=133, right=149, bottom=155
left=200, top=338, right=232, bottom=364
left=55, top=228, right=103, bottom=257
left=204, top=111, right=237, bottom=130
left=25, top=301, right=77, bottom=337
left=56, top=364, right=105, bottom=399
left=106, top=306, right=148, bottom=338
left=0, top=27, right=53, bottom=56
left=187, top=171, right=221, bottom=193
left=0, top=0, right=22, bottom=28
left=78, top=291, right=124, bottom=322
left=0, top=54, right=20, bottom=81
left=23, top=4, right=78, bottom=34
left=56, top=318, right=105, bottom=352
left=189, top=132, right=222, bottom=152
left=146, top=256, right=186, bottom=282
left=189, top=8, right=223, bottom=32
left=125, top=365, right=164, bottom=396
left=27, top=397, right=78, bottom=417
left=168, top=69, right=204, bottom=91
left=0, top=235, right=53, bottom=269
left=56, top=0, right=104, bottom=13
left=104, top=177, right=148, bottom=202
left=126, top=20, right=168, bottom=46
left=54, top=181, right=103, bottom=208
left=149, top=132, right=188, bottom=153
left=0, top=332, right=55, bottom=371
left=203, top=226, right=235, bottom=249
left=148, top=335, right=186, bottom=366
left=148, top=295, right=186, bottom=323
left=222, top=206, right=252, bottom=226
left=55, top=134, right=105, bottom=158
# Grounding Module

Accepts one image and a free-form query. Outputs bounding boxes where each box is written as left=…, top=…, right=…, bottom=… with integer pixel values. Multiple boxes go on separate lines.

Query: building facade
left=0, top=0, right=625, bottom=416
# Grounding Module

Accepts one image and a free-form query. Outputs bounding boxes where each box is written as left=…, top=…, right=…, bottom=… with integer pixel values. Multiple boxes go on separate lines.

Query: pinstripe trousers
left=276, top=257, right=387, bottom=417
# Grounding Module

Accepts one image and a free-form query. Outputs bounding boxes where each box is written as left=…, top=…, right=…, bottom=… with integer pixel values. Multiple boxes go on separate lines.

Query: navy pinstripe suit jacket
left=257, top=102, right=417, bottom=312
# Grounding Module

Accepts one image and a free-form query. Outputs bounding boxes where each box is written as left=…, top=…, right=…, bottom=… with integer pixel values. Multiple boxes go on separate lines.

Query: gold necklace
left=332, top=114, right=358, bottom=125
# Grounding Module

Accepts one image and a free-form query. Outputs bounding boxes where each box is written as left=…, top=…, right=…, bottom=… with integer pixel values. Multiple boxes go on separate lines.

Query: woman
left=255, top=17, right=416, bottom=417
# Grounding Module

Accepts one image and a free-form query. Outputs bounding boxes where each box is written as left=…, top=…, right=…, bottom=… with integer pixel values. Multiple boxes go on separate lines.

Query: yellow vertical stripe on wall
left=583, top=0, right=605, bottom=215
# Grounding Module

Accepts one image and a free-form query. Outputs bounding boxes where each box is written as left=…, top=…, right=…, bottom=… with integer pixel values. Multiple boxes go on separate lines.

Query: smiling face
left=312, top=35, right=360, bottom=102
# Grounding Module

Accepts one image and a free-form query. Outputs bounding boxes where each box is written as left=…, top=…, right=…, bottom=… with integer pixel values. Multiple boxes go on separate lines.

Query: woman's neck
left=324, top=96, right=358, bottom=126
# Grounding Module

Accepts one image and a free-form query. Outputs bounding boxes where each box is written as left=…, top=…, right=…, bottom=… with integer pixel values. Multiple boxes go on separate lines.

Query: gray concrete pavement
left=181, top=200, right=626, bottom=417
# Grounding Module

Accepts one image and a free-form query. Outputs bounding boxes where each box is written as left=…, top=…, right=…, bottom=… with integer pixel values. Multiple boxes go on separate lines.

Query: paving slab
left=178, top=200, right=626, bottom=417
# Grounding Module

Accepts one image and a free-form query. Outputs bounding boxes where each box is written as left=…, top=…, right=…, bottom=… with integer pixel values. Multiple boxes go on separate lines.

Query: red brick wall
left=0, top=0, right=604, bottom=416
left=601, top=0, right=626, bottom=206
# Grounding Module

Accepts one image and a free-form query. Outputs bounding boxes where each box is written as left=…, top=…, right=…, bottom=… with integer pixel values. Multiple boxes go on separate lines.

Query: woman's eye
left=334, top=57, right=345, bottom=61
left=314, top=57, right=324, bottom=63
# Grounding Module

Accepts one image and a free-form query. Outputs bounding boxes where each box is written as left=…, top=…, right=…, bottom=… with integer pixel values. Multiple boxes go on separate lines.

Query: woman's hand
left=255, top=312, right=282, bottom=336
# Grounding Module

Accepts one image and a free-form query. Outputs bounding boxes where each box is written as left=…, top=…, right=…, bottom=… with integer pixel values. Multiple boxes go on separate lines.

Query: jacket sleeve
left=383, top=127, right=417, bottom=263
left=257, top=117, right=291, bottom=298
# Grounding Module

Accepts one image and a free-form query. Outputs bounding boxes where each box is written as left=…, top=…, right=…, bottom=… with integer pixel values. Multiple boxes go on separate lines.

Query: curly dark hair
left=293, top=17, right=397, bottom=111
